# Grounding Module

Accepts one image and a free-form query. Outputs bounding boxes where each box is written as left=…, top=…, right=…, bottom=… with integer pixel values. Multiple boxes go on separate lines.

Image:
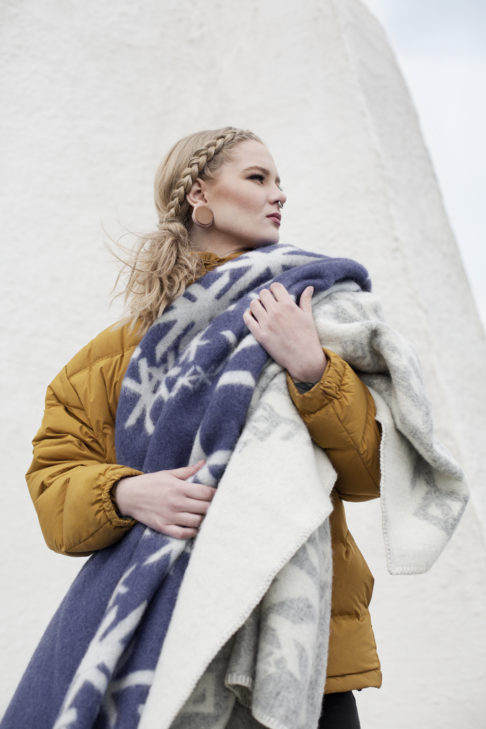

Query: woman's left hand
left=243, top=283, right=327, bottom=383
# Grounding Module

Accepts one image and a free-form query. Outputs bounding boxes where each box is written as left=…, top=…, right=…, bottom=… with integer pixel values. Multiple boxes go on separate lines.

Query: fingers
left=255, top=283, right=291, bottom=308
left=176, top=511, right=205, bottom=528
left=156, top=493, right=211, bottom=540
left=243, top=308, right=259, bottom=336
left=182, top=482, right=216, bottom=502
left=169, top=461, right=216, bottom=498
left=150, top=489, right=211, bottom=539
left=117, top=466, right=217, bottom=540
left=246, top=283, right=306, bottom=322
left=160, top=501, right=209, bottom=540
left=249, top=297, right=267, bottom=322
left=258, top=287, right=278, bottom=310
left=162, top=524, right=199, bottom=540
left=169, top=459, right=205, bottom=479
left=299, top=286, right=314, bottom=314
left=244, top=283, right=291, bottom=330
left=268, top=282, right=289, bottom=301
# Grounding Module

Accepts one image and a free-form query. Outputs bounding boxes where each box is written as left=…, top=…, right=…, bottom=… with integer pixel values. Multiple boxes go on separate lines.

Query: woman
left=24, top=127, right=382, bottom=728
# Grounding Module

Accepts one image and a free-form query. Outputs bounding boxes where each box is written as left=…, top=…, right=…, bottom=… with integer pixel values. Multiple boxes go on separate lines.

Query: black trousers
left=318, top=691, right=361, bottom=729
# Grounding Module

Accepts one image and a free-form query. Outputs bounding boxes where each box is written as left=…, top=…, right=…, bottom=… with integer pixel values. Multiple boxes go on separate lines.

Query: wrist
left=289, top=350, right=328, bottom=384
left=113, top=476, right=135, bottom=518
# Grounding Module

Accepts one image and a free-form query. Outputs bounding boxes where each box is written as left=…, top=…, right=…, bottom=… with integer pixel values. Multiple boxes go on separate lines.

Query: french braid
left=165, top=129, right=243, bottom=223
left=120, top=127, right=261, bottom=333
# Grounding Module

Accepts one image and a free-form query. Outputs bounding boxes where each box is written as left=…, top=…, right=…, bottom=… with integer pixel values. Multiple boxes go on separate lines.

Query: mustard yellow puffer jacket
left=26, top=253, right=382, bottom=695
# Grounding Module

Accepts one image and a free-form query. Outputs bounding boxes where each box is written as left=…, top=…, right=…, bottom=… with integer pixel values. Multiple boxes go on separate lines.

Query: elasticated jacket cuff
left=286, top=348, right=346, bottom=415
left=102, top=466, right=142, bottom=528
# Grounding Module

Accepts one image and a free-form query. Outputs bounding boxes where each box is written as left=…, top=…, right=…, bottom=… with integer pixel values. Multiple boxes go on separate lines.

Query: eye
left=248, top=174, right=265, bottom=183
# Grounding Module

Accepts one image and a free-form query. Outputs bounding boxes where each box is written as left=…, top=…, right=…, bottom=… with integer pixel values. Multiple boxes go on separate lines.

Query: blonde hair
left=120, top=126, right=262, bottom=333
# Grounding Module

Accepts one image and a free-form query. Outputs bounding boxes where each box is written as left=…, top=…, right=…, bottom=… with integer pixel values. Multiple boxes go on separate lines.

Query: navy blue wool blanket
left=2, top=244, right=370, bottom=729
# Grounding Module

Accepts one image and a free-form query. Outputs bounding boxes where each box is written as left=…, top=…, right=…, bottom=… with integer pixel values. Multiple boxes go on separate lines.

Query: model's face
left=190, top=140, right=287, bottom=255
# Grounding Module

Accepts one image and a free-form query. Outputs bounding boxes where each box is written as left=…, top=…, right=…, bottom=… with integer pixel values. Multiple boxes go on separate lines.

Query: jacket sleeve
left=286, top=348, right=381, bottom=501
left=26, top=333, right=142, bottom=556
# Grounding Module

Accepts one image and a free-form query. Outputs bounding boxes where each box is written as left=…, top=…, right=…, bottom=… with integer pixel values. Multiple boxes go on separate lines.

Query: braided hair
left=121, top=127, right=261, bottom=333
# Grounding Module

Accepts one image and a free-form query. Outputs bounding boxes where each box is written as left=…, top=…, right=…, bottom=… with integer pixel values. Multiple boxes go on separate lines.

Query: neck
left=189, top=228, right=253, bottom=258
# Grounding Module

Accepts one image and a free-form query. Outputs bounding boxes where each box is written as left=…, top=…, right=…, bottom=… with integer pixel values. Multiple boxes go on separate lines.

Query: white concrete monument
left=1, top=0, right=485, bottom=726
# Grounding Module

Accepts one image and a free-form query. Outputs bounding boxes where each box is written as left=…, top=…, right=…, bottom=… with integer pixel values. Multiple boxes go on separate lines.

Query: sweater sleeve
left=25, top=330, right=142, bottom=556
left=286, top=348, right=381, bottom=501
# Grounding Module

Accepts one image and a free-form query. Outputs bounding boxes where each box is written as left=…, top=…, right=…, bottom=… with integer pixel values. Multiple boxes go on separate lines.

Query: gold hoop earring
left=192, top=205, right=214, bottom=228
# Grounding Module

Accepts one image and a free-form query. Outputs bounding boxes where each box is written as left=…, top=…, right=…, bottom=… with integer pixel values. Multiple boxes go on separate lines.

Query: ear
left=186, top=178, right=208, bottom=206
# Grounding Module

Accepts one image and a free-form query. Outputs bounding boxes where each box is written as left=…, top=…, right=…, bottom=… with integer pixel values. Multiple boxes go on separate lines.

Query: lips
left=266, top=213, right=281, bottom=225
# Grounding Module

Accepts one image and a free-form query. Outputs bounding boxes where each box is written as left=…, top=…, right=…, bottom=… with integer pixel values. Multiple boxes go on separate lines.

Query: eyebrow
left=242, top=165, right=281, bottom=186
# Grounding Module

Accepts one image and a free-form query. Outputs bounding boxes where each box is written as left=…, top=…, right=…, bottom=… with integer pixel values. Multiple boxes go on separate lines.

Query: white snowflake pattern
left=123, top=359, right=164, bottom=434
left=53, top=601, right=148, bottom=729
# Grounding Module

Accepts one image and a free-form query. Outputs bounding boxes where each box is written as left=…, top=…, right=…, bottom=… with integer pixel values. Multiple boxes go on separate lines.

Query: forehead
left=224, top=140, right=279, bottom=175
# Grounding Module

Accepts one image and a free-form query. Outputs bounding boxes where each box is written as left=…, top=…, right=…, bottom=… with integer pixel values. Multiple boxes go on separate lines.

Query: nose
left=273, top=186, right=287, bottom=208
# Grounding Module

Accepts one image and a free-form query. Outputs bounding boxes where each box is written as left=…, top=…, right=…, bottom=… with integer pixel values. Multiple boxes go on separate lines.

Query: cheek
left=228, top=188, right=262, bottom=214
left=210, top=182, right=261, bottom=215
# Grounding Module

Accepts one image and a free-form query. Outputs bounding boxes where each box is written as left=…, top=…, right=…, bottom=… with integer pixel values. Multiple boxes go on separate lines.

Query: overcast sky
left=365, top=0, right=486, bottom=327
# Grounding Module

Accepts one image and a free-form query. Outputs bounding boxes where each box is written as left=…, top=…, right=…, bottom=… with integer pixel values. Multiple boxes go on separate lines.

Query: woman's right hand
left=113, top=460, right=216, bottom=539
